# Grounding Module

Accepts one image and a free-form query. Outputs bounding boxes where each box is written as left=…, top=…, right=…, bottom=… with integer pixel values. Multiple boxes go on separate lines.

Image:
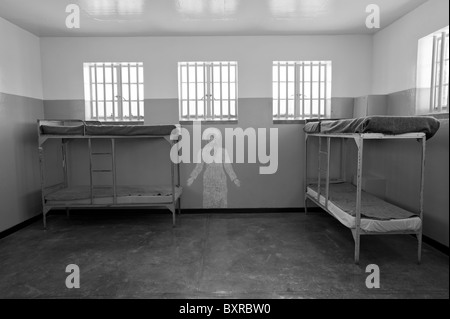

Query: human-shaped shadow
left=187, top=128, right=240, bottom=208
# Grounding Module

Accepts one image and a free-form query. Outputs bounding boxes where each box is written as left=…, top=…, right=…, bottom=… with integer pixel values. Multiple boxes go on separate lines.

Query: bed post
left=354, top=136, right=364, bottom=265
left=171, top=140, right=177, bottom=227
left=418, top=136, right=426, bottom=264
left=304, top=133, right=309, bottom=214
left=317, top=137, right=322, bottom=202
left=62, top=140, right=70, bottom=219
left=38, top=145, right=48, bottom=229
left=176, top=135, right=181, bottom=216
left=111, top=138, right=117, bottom=205
left=325, top=137, right=331, bottom=208
left=341, top=139, right=347, bottom=182
left=88, top=138, right=94, bottom=204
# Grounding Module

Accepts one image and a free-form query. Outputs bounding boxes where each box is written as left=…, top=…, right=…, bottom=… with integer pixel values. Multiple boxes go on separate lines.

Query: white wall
left=0, top=17, right=44, bottom=232
left=41, top=35, right=373, bottom=100
left=39, top=34, right=372, bottom=212
left=370, top=0, right=449, bottom=246
left=372, top=0, right=449, bottom=94
left=0, top=17, right=43, bottom=99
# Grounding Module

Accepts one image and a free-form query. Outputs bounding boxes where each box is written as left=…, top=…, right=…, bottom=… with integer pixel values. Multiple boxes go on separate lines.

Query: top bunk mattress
left=85, top=125, right=177, bottom=136
left=40, top=122, right=179, bottom=137
left=303, top=116, right=440, bottom=139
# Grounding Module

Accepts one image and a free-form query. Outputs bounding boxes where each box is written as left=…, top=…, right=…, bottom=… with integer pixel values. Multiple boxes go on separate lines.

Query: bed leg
left=43, top=207, right=50, bottom=230
left=354, top=232, right=360, bottom=265
left=417, top=232, right=423, bottom=265
left=168, top=204, right=176, bottom=227
left=172, top=211, right=176, bottom=228
left=177, top=198, right=181, bottom=215
left=304, top=197, right=309, bottom=215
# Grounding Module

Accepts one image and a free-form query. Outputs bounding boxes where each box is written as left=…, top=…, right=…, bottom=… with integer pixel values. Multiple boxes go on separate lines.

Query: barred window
left=83, top=62, right=144, bottom=122
left=430, top=30, right=449, bottom=112
left=273, top=61, right=332, bottom=120
left=178, top=61, right=238, bottom=121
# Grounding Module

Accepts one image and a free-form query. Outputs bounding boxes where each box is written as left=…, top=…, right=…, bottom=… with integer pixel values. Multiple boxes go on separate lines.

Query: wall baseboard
left=181, top=207, right=319, bottom=214
left=422, top=235, right=449, bottom=256
left=46, top=207, right=319, bottom=215
left=0, top=214, right=41, bottom=240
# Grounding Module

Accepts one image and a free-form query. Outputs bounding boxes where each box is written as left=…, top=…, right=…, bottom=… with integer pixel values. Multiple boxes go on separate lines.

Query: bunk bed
left=303, top=116, right=440, bottom=264
left=37, top=120, right=182, bottom=228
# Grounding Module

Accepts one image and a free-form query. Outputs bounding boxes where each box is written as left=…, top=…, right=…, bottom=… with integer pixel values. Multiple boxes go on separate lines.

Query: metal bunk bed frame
left=37, top=120, right=181, bottom=229
left=304, top=132, right=426, bottom=264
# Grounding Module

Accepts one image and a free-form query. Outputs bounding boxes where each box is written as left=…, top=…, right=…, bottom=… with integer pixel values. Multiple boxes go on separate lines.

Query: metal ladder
left=88, top=138, right=117, bottom=204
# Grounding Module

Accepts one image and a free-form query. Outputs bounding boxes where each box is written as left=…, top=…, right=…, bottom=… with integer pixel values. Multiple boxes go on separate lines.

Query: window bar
left=434, top=38, right=440, bottom=110
left=94, top=65, right=99, bottom=121
left=111, top=64, right=116, bottom=121
left=103, top=63, right=107, bottom=121
left=294, top=63, right=299, bottom=119
left=178, top=64, right=183, bottom=120
left=430, top=36, right=437, bottom=112
left=204, top=63, right=208, bottom=120
left=195, top=63, right=198, bottom=120
left=438, top=32, right=447, bottom=113
left=211, top=63, right=215, bottom=119
left=310, top=62, right=313, bottom=118
left=136, top=64, right=140, bottom=121
left=228, top=62, right=231, bottom=120
left=285, top=62, right=289, bottom=119
left=234, top=63, right=238, bottom=119
left=220, top=62, right=223, bottom=120
left=208, top=63, right=211, bottom=119
left=89, top=65, right=94, bottom=120
left=117, top=66, right=123, bottom=121
left=186, top=63, right=190, bottom=120
left=302, top=62, right=305, bottom=120
left=277, top=63, right=281, bottom=119
left=434, top=38, right=442, bottom=110
left=318, top=62, right=322, bottom=120
left=128, top=63, right=132, bottom=120
left=324, top=63, right=328, bottom=118
left=437, top=38, right=443, bottom=109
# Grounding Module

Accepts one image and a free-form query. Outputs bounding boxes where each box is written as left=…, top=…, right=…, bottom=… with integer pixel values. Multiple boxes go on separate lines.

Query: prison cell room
left=0, top=0, right=448, bottom=300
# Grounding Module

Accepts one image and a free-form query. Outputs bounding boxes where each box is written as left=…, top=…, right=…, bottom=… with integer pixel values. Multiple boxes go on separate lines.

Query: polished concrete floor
left=0, top=211, right=448, bottom=299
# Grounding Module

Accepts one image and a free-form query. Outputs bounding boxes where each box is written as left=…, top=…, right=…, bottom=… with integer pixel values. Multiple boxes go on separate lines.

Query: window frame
left=430, top=30, right=449, bottom=113
left=178, top=61, right=238, bottom=121
left=83, top=62, right=144, bottom=122
left=272, top=61, right=332, bottom=121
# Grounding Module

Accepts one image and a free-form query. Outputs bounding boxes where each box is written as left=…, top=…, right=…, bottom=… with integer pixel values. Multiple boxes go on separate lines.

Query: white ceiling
left=0, top=0, right=429, bottom=37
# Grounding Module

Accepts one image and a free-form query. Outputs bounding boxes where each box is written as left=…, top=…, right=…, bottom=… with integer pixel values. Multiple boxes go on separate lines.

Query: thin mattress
left=45, top=185, right=182, bottom=205
left=307, top=183, right=421, bottom=233
left=40, top=124, right=179, bottom=137
left=303, top=116, right=440, bottom=140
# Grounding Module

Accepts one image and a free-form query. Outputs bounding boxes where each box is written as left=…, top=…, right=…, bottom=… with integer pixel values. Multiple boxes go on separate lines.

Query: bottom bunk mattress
left=307, top=183, right=421, bottom=233
left=45, top=185, right=182, bottom=205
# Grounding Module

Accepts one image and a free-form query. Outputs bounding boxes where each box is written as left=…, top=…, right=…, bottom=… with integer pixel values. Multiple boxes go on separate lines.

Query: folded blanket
left=40, top=124, right=85, bottom=135
left=304, top=116, right=440, bottom=139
